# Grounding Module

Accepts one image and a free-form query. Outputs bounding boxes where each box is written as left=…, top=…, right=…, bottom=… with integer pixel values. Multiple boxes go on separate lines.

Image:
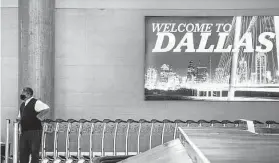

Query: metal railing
left=3, top=119, right=279, bottom=163
left=4, top=119, right=10, bottom=163
left=13, top=121, right=19, bottom=163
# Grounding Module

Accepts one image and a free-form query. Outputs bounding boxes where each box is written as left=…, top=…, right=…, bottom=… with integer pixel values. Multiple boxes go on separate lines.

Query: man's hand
left=18, top=126, right=22, bottom=135
left=16, top=118, right=21, bottom=123
left=37, top=109, right=50, bottom=121
left=16, top=118, right=21, bottom=134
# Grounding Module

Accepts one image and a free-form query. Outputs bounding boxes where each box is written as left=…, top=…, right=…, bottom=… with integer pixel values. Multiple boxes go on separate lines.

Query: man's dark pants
left=19, top=130, right=42, bottom=163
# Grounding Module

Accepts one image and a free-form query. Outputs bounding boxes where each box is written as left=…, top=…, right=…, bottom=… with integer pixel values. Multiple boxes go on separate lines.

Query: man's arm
left=35, top=100, right=51, bottom=121
left=17, top=109, right=21, bottom=134
left=16, top=108, right=21, bottom=122
left=37, top=110, right=51, bottom=121
left=17, top=110, right=21, bottom=119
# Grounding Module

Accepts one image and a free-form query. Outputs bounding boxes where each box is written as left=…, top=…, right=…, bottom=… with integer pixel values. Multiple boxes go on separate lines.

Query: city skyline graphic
left=144, top=16, right=279, bottom=101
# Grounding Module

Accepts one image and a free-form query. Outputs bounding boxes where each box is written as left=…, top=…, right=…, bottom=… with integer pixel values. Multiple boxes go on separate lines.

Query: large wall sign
left=144, top=16, right=279, bottom=101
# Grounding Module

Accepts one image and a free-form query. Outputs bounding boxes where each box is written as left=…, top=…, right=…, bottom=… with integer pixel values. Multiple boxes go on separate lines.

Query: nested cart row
left=3, top=119, right=279, bottom=163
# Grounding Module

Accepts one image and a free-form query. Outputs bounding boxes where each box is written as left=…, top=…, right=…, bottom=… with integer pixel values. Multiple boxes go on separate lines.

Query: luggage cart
left=76, top=119, right=90, bottom=163
left=64, top=119, right=79, bottom=163
left=89, top=119, right=101, bottom=160
left=173, top=119, right=185, bottom=140
left=112, top=119, right=125, bottom=156
left=137, top=119, right=150, bottom=154
left=161, top=119, right=173, bottom=145
left=45, top=119, right=67, bottom=163
left=40, top=119, right=55, bottom=163
left=94, top=119, right=136, bottom=163
left=101, top=119, right=114, bottom=157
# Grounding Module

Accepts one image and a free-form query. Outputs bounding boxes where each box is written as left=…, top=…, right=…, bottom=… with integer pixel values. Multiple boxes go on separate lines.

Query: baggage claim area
left=1, top=0, right=279, bottom=163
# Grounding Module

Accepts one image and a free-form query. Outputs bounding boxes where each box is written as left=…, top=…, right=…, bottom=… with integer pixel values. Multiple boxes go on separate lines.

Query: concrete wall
left=53, top=1, right=279, bottom=151
left=1, top=0, right=279, bottom=147
left=54, top=1, right=279, bottom=121
left=1, top=1, right=18, bottom=142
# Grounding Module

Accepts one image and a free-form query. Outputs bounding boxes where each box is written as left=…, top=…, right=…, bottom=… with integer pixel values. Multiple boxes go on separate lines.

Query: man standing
left=17, top=87, right=50, bottom=163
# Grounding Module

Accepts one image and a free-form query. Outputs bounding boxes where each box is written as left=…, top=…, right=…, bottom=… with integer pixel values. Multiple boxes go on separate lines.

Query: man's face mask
left=20, top=94, right=26, bottom=100
left=20, top=92, right=27, bottom=100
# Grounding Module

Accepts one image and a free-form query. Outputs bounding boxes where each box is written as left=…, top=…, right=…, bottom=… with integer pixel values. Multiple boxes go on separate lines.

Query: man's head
left=20, top=87, right=33, bottom=101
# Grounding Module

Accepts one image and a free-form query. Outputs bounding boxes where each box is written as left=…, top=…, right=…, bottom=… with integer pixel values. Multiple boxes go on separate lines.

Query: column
left=18, top=0, right=55, bottom=117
